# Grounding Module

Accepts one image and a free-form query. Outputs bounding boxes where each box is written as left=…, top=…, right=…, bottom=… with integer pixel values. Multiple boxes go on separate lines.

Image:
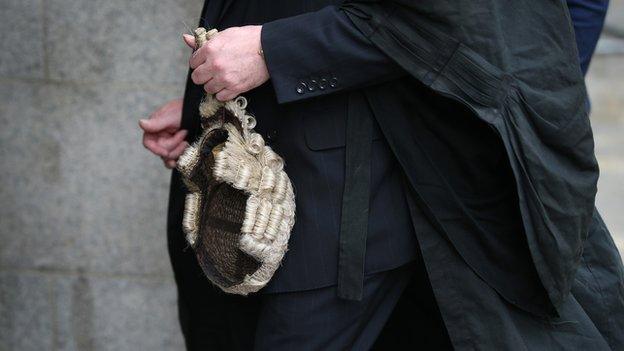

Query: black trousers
left=254, top=260, right=453, bottom=350
left=372, top=261, right=453, bottom=350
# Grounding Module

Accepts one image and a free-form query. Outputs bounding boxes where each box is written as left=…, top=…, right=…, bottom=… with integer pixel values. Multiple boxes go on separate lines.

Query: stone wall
left=588, top=0, right=624, bottom=250
left=0, top=0, right=203, bottom=350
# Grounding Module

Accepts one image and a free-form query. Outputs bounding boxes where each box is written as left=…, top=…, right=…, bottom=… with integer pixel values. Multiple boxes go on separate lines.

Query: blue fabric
left=567, top=0, right=610, bottom=74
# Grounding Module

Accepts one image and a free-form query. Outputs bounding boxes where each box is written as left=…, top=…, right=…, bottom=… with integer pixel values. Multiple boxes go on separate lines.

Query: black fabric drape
left=340, top=0, right=599, bottom=316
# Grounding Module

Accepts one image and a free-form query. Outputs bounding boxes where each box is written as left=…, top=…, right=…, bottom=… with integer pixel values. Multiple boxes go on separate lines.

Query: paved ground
left=587, top=30, right=624, bottom=251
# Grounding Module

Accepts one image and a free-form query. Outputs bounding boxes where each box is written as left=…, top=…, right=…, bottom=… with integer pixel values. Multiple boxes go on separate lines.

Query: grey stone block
left=0, top=0, right=45, bottom=79
left=595, top=34, right=624, bottom=56
left=46, top=0, right=204, bottom=85
left=587, top=54, right=624, bottom=251
left=2, top=0, right=225, bottom=349
left=586, top=55, right=624, bottom=124
left=0, top=81, right=77, bottom=271
left=593, top=123, right=624, bottom=251
left=0, top=272, right=54, bottom=351
left=605, top=0, right=624, bottom=34
left=0, top=80, right=184, bottom=276
left=53, top=275, right=184, bottom=351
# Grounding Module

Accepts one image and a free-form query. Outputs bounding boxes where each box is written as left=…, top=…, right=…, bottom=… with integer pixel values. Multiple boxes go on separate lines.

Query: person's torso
left=180, top=0, right=419, bottom=292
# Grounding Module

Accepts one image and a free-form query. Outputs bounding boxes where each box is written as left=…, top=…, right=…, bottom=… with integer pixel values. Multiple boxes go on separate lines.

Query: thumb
left=183, top=34, right=196, bottom=50
left=139, top=117, right=174, bottom=133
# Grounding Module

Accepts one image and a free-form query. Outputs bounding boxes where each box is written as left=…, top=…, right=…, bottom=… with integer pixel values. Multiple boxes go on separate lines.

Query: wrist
left=254, top=25, right=270, bottom=81
left=257, top=26, right=265, bottom=59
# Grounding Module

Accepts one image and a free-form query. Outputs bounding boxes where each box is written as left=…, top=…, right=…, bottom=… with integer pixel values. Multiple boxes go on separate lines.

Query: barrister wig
left=176, top=28, right=296, bottom=295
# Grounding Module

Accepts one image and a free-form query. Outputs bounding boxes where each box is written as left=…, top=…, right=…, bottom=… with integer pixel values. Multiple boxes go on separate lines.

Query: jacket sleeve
left=260, top=5, right=405, bottom=104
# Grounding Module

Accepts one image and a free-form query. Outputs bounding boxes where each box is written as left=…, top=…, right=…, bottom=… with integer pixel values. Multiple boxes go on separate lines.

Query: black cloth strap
left=337, top=91, right=373, bottom=301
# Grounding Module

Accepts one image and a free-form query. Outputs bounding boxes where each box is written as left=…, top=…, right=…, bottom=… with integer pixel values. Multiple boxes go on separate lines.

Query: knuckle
left=190, top=50, right=205, bottom=68
left=211, top=60, right=223, bottom=72
left=204, top=84, right=216, bottom=94
left=229, top=85, right=242, bottom=95
left=200, top=45, right=210, bottom=55
left=194, top=68, right=208, bottom=84
left=189, top=56, right=199, bottom=69
left=192, top=69, right=205, bottom=84
left=223, top=76, right=234, bottom=86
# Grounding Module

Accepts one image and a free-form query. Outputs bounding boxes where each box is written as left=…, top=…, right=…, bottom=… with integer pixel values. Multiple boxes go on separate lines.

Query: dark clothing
left=178, top=0, right=419, bottom=295
left=403, top=184, right=623, bottom=350
left=567, top=0, right=610, bottom=74
left=340, top=0, right=598, bottom=317
left=255, top=261, right=452, bottom=351
left=260, top=0, right=594, bottom=313
left=170, top=0, right=421, bottom=348
left=336, top=0, right=623, bottom=348
left=167, top=0, right=624, bottom=349
left=366, top=80, right=550, bottom=315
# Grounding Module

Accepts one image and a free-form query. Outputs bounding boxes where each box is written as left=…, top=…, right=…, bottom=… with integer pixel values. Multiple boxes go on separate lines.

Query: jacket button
left=318, top=78, right=327, bottom=90
left=308, top=79, right=317, bottom=92
left=296, top=81, right=307, bottom=94
left=266, top=129, right=278, bottom=142
left=329, top=77, right=338, bottom=88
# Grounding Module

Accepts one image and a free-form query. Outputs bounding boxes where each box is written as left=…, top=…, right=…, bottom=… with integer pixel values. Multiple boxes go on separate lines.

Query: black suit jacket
left=254, top=0, right=548, bottom=312
left=169, top=0, right=545, bottom=313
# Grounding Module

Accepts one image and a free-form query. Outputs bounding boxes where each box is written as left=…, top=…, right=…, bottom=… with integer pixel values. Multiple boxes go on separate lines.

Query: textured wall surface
left=589, top=0, right=624, bottom=250
left=0, top=1, right=623, bottom=351
left=0, top=0, right=203, bottom=350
